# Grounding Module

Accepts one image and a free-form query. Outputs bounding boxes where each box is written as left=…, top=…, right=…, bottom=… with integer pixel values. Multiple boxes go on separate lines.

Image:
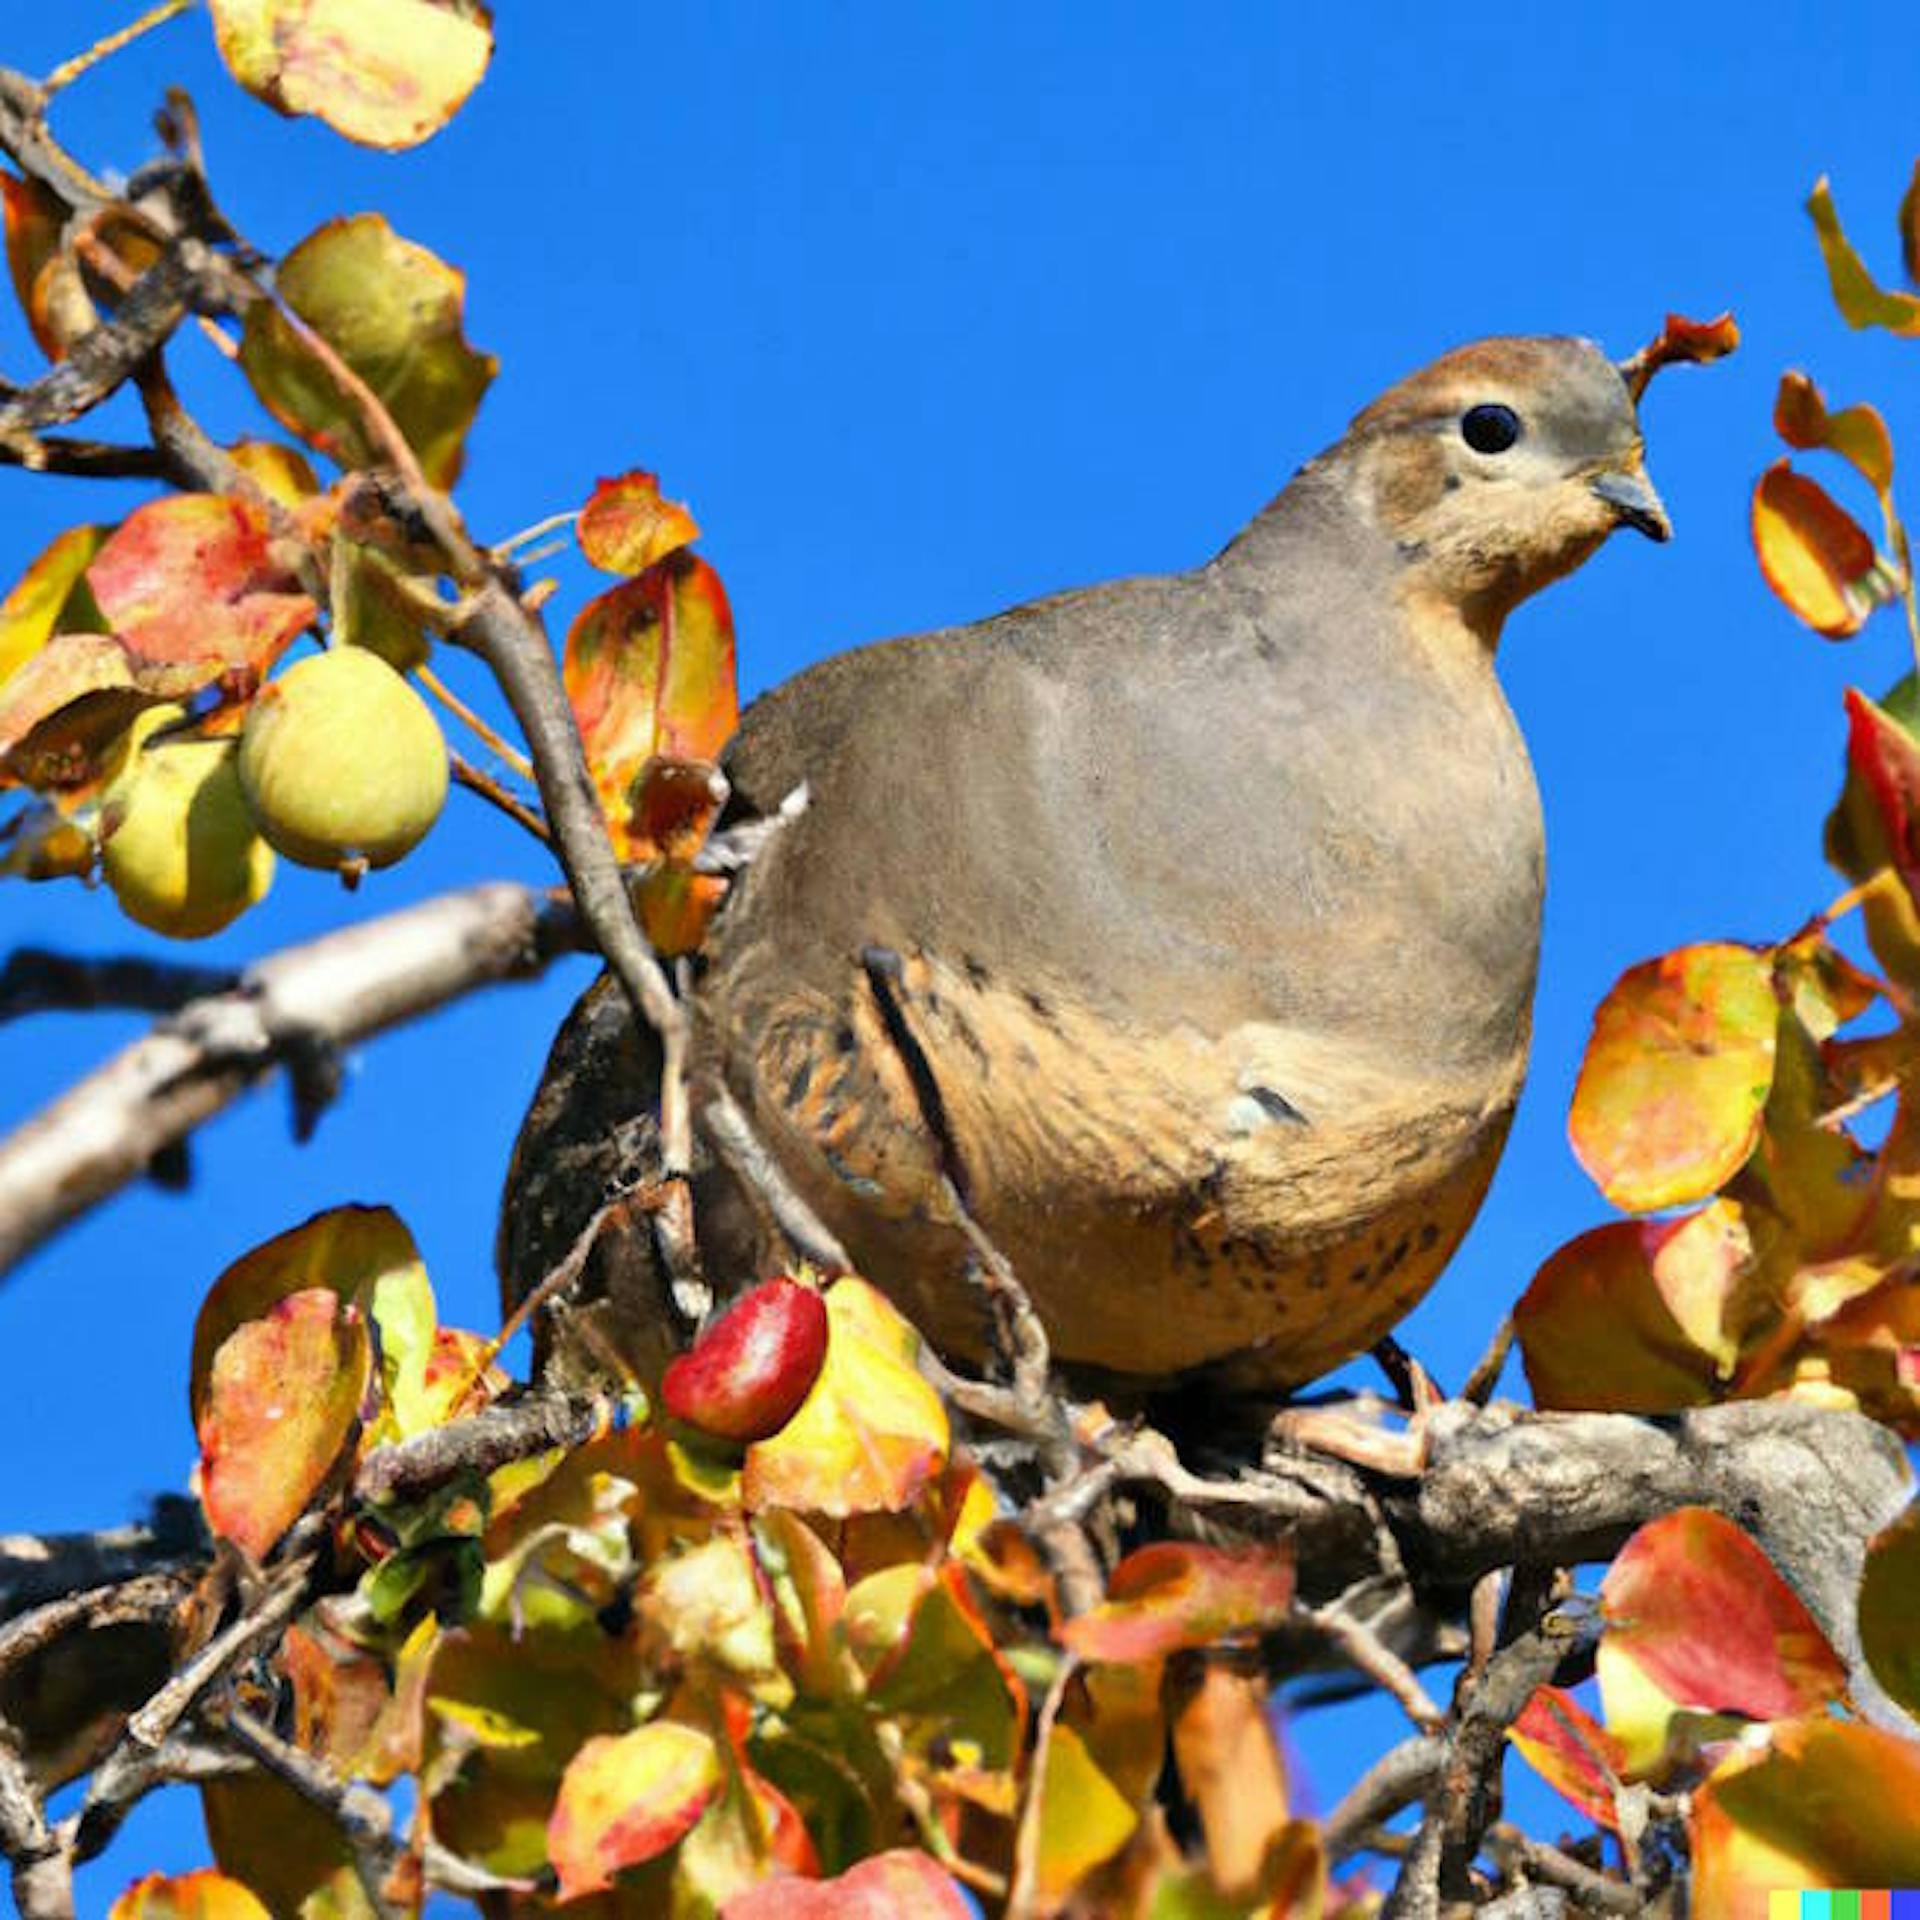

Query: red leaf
left=719, top=1849, right=972, bottom=1920
left=1061, top=1542, right=1294, bottom=1662
left=87, top=495, right=315, bottom=677
left=1510, top=1687, right=1628, bottom=1831
left=1845, top=688, right=1920, bottom=912
left=1599, top=1508, right=1847, bottom=1730
left=547, top=1721, right=722, bottom=1900
left=198, top=1288, right=370, bottom=1561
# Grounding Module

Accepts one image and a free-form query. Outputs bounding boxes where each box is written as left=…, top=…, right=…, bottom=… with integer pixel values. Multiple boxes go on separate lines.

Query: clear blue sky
left=4, top=2, right=1916, bottom=1903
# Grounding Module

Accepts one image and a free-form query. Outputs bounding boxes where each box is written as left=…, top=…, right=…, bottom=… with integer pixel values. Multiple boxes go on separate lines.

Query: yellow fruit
left=238, top=647, right=448, bottom=871
left=102, top=717, right=274, bottom=939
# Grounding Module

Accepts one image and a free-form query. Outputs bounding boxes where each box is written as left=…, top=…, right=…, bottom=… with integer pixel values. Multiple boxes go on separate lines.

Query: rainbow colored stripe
left=1767, top=1896, right=1920, bottom=1919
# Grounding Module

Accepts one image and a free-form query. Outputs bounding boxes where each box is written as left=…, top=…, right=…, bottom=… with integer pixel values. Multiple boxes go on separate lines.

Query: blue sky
left=4, top=1, right=1917, bottom=1903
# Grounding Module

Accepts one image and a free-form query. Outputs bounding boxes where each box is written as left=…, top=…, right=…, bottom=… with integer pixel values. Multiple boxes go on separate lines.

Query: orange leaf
left=190, top=1205, right=434, bottom=1438
left=547, top=1721, right=722, bottom=1901
left=1753, top=461, right=1892, bottom=639
left=1061, top=1543, right=1294, bottom=1663
left=1808, top=176, right=1920, bottom=337
left=1617, top=310, right=1740, bottom=402
left=1692, top=1718, right=1920, bottom=1909
left=718, top=1849, right=972, bottom=1919
left=742, top=1277, right=949, bottom=1517
left=1597, top=1508, right=1846, bottom=1752
left=564, top=552, right=738, bottom=863
left=1570, top=942, right=1779, bottom=1212
left=0, top=634, right=214, bottom=794
left=1510, top=1687, right=1629, bottom=1830
left=1516, top=1217, right=1728, bottom=1414
left=1169, top=1659, right=1287, bottom=1899
left=88, top=495, right=314, bottom=676
left=579, top=471, right=701, bottom=575
left=198, top=1288, right=370, bottom=1561
left=1774, top=371, right=1895, bottom=496
left=208, top=0, right=493, bottom=150
left=109, top=1871, right=271, bottom=1920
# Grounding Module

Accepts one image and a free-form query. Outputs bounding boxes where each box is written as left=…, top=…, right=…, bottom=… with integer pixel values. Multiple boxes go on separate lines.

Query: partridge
left=502, top=335, right=1672, bottom=1394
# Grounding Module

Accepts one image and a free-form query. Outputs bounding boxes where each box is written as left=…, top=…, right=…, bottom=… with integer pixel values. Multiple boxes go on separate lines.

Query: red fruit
left=662, top=1278, right=829, bottom=1442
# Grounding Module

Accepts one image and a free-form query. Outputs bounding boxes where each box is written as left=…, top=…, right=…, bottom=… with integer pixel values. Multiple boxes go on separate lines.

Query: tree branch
left=0, top=883, right=583, bottom=1280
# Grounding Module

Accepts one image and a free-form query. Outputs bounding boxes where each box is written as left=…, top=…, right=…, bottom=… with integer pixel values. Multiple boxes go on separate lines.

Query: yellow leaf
left=1035, top=1722, right=1138, bottom=1902
left=743, top=1278, right=949, bottom=1516
left=209, top=0, right=492, bottom=150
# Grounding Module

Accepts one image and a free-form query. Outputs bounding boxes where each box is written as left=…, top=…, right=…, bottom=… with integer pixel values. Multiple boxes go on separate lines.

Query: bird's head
left=1339, top=335, right=1668, bottom=643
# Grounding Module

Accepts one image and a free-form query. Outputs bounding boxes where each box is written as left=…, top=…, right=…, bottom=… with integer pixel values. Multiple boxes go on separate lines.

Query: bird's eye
left=1460, top=403, right=1521, bottom=455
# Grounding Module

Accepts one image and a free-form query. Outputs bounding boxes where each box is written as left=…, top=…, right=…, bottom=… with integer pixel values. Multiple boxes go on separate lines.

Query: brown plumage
left=502, top=335, right=1670, bottom=1392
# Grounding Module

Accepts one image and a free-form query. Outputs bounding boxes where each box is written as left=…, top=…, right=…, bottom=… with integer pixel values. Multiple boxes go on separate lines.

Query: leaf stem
left=450, top=752, right=549, bottom=844
left=494, top=509, right=579, bottom=560
left=420, top=663, right=535, bottom=779
left=40, top=0, right=196, bottom=99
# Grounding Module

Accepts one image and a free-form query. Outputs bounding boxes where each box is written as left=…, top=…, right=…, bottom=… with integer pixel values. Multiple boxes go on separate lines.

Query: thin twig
left=1303, top=1600, right=1447, bottom=1733
left=451, top=751, right=550, bottom=844
left=40, top=0, right=195, bottom=97
left=0, top=949, right=238, bottom=1025
left=0, top=884, right=583, bottom=1280
left=420, top=663, right=536, bottom=780
left=1006, top=1655, right=1076, bottom=1919
left=1461, top=1318, right=1515, bottom=1407
left=356, top=1391, right=643, bottom=1506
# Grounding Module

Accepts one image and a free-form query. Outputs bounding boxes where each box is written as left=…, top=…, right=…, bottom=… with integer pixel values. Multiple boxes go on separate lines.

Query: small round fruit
left=103, top=722, right=274, bottom=939
left=238, top=647, right=448, bottom=871
left=663, top=1278, right=830, bottom=1443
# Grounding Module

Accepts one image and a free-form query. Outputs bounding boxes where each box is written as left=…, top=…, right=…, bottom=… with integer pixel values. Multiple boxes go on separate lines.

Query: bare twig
left=0, top=434, right=165, bottom=479
left=0, top=883, right=583, bottom=1279
left=1487, top=1822, right=1639, bottom=1915
left=451, top=751, right=551, bottom=844
left=1461, top=1317, right=1515, bottom=1407
left=0, top=949, right=237, bottom=1025
left=356, top=1391, right=643, bottom=1506
left=420, top=664, right=536, bottom=780
left=1323, top=1734, right=1443, bottom=1860
left=1006, top=1655, right=1075, bottom=1919
left=1302, top=1598, right=1447, bottom=1733
left=0, top=1728, right=67, bottom=1920
left=0, top=1501, right=207, bottom=1619
left=40, top=0, right=195, bottom=97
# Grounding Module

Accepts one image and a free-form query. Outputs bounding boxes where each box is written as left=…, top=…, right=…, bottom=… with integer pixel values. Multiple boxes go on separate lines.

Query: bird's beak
left=1591, top=465, right=1672, bottom=543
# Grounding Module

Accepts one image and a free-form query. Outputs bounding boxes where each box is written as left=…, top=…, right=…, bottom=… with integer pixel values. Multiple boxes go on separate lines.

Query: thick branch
left=0, top=883, right=583, bottom=1280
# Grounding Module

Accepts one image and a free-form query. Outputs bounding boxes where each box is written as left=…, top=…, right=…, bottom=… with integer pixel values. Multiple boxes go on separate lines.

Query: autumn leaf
left=1596, top=1507, right=1846, bottom=1770
left=1516, top=1216, right=1735, bottom=1414
left=579, top=470, right=702, bottom=575
left=1841, top=688, right=1920, bottom=917
left=209, top=0, right=493, bottom=150
left=198, top=1287, right=371, bottom=1560
left=719, top=1850, right=973, bottom=1920
left=1569, top=942, right=1780, bottom=1212
left=109, top=1871, right=271, bottom=1920
left=547, top=1721, right=723, bottom=1901
left=1807, top=176, right=1920, bottom=336
left=1774, top=370, right=1895, bottom=496
left=0, top=523, right=109, bottom=685
left=1034, top=1722, right=1139, bottom=1902
left=0, top=635, right=213, bottom=793
left=1510, top=1687, right=1630, bottom=1830
left=1061, top=1542, right=1295, bottom=1663
left=1692, top=1718, right=1920, bottom=1909
left=1617, top=310, right=1741, bottom=401
left=564, top=551, right=739, bottom=863
left=742, top=1277, right=949, bottom=1516
left=239, top=215, right=496, bottom=487
left=190, top=1205, right=436, bottom=1441
left=1752, top=461, right=1896, bottom=639
left=88, top=494, right=315, bottom=677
